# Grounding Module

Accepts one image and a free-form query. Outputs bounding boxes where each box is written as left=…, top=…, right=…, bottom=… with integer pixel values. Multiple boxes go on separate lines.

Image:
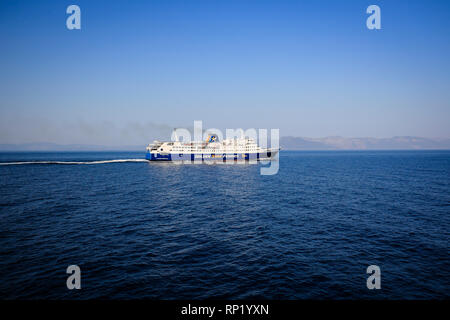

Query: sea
left=0, top=150, right=449, bottom=299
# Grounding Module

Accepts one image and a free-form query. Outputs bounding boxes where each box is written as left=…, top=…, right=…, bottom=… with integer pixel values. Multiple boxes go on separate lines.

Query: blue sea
left=0, top=151, right=449, bottom=299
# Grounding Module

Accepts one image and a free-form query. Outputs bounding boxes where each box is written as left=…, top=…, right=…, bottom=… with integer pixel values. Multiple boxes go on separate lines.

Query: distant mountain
left=1, top=136, right=450, bottom=151
left=280, top=136, right=450, bottom=150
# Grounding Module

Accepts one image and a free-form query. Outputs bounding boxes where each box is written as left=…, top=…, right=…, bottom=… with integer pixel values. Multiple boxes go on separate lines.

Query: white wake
left=0, top=159, right=149, bottom=166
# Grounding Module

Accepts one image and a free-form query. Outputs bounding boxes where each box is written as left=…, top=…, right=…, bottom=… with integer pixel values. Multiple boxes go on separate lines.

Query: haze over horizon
left=1, top=0, right=450, bottom=145
left=2, top=134, right=450, bottom=151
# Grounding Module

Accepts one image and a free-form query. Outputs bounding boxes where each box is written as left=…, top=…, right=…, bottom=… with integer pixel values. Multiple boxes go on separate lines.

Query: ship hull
left=145, top=151, right=278, bottom=161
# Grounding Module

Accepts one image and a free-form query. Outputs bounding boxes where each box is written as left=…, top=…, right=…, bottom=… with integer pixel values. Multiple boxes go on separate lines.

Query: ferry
left=145, top=134, right=280, bottom=161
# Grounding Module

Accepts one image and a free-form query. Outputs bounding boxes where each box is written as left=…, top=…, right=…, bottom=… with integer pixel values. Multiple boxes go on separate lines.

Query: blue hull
left=146, top=152, right=271, bottom=161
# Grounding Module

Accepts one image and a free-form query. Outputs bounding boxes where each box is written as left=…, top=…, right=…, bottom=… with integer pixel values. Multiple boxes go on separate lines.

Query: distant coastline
left=280, top=136, right=450, bottom=150
left=0, top=143, right=144, bottom=152
left=1, top=136, right=450, bottom=151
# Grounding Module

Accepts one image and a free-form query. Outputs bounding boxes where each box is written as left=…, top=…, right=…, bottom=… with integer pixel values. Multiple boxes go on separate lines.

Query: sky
left=0, top=0, right=449, bottom=146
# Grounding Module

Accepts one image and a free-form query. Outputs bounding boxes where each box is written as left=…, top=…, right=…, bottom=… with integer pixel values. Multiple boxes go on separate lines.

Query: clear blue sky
left=0, top=0, right=449, bottom=145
